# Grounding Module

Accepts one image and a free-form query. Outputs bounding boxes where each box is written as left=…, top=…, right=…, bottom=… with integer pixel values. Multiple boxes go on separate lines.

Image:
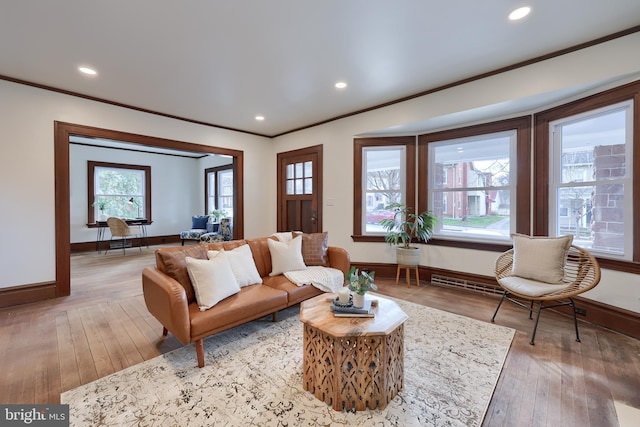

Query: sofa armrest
left=142, top=266, right=191, bottom=344
left=327, top=246, right=351, bottom=276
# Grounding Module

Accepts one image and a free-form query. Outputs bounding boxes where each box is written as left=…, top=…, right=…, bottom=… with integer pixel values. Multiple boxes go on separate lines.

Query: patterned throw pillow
left=301, top=232, right=329, bottom=266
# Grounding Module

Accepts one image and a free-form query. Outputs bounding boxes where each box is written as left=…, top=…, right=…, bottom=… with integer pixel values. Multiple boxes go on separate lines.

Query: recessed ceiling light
left=255, top=115, right=265, bottom=121
left=509, top=6, right=531, bottom=21
left=78, top=66, right=97, bottom=75
left=335, top=82, right=347, bottom=89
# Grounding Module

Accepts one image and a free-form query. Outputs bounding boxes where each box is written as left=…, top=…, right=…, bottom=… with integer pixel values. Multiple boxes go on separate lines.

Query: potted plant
left=346, top=266, right=377, bottom=308
left=93, top=200, right=107, bottom=221
left=209, top=209, right=227, bottom=223
left=379, top=202, right=437, bottom=266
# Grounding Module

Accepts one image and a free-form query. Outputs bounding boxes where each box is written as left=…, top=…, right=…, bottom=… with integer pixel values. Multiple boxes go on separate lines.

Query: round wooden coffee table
left=299, top=293, right=408, bottom=411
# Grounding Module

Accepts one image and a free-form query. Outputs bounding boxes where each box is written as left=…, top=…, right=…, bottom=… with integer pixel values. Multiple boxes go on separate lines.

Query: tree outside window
left=88, top=161, right=151, bottom=223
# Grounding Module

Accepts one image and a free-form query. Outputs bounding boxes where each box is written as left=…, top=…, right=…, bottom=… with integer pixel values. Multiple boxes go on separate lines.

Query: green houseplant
left=93, top=200, right=107, bottom=221
left=209, top=209, right=227, bottom=222
left=379, top=202, right=437, bottom=266
left=345, top=266, right=376, bottom=308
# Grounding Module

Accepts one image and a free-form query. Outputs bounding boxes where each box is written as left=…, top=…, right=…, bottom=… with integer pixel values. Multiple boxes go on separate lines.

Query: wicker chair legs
left=492, top=292, right=581, bottom=345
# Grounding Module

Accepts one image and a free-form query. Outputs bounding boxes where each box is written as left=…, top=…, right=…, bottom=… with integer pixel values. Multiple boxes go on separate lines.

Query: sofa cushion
left=191, top=215, right=209, bottom=229
left=208, top=244, right=262, bottom=287
left=267, top=235, right=307, bottom=276
left=156, top=244, right=208, bottom=303
left=186, top=253, right=241, bottom=311
left=262, top=275, right=323, bottom=306
left=188, top=284, right=288, bottom=339
left=511, top=233, right=573, bottom=283
left=301, top=232, right=329, bottom=266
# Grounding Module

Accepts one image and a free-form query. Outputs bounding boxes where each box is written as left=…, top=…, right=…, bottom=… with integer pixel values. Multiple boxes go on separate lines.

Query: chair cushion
left=498, top=276, right=571, bottom=297
left=191, top=215, right=209, bottom=229
left=186, top=253, right=241, bottom=311
left=511, top=234, right=573, bottom=283
left=180, top=229, right=207, bottom=240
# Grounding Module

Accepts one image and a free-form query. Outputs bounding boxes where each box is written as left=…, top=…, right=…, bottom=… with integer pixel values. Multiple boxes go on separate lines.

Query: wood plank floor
left=1, top=245, right=639, bottom=426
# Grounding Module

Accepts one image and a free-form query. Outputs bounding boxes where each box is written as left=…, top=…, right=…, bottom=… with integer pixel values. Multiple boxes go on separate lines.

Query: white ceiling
left=2, top=1, right=640, bottom=137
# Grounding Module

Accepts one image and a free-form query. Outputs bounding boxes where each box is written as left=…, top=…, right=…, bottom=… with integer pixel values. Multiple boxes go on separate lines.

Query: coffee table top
left=299, top=293, right=408, bottom=338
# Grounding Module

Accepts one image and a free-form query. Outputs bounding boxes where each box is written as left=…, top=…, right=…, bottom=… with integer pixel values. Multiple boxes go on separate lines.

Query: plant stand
left=395, top=264, right=420, bottom=288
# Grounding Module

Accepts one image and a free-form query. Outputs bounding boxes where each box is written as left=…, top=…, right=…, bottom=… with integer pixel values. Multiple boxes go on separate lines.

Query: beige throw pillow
left=267, top=235, right=307, bottom=276
left=207, top=244, right=262, bottom=287
left=186, top=253, right=241, bottom=311
left=511, top=234, right=573, bottom=284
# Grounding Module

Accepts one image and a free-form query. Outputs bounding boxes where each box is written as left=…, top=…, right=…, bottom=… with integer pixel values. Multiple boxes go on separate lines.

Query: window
left=418, top=117, right=531, bottom=246
left=548, top=101, right=633, bottom=259
left=535, top=81, right=640, bottom=269
left=88, top=161, right=151, bottom=223
left=286, top=161, right=313, bottom=195
left=353, top=137, right=416, bottom=240
left=206, top=165, right=234, bottom=220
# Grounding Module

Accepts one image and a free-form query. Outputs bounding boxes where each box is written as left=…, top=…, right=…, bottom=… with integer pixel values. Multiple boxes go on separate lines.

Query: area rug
left=61, top=295, right=514, bottom=426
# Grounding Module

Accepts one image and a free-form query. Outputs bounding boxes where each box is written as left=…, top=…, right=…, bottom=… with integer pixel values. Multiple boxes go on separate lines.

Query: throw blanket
left=284, top=266, right=344, bottom=293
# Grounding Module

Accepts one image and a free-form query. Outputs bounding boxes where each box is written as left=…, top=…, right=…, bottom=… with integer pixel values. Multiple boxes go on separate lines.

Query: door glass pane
left=286, top=180, right=294, bottom=195
left=295, top=162, right=303, bottom=178
left=286, top=164, right=294, bottom=179
left=304, top=178, right=312, bottom=194
left=295, top=179, right=303, bottom=194
left=304, top=161, right=312, bottom=177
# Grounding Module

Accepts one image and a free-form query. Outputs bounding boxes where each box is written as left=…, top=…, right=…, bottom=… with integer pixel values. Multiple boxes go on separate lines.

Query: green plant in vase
left=346, top=266, right=376, bottom=308
left=209, top=209, right=227, bottom=223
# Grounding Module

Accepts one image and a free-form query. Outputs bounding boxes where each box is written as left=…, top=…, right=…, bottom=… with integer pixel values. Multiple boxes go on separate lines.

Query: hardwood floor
left=1, top=245, right=638, bottom=426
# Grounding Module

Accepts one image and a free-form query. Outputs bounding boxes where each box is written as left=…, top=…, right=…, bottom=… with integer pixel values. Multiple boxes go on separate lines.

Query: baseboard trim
left=0, top=282, right=57, bottom=308
left=70, top=234, right=181, bottom=253
left=352, top=261, right=640, bottom=341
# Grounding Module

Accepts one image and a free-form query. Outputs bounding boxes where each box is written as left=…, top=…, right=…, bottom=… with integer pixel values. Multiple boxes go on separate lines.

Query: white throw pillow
left=185, top=253, right=240, bottom=311
left=267, top=235, right=307, bottom=276
left=511, top=234, right=573, bottom=284
left=207, top=244, right=262, bottom=287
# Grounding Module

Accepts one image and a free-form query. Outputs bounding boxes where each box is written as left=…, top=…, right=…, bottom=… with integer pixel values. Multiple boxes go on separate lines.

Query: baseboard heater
left=431, top=274, right=503, bottom=296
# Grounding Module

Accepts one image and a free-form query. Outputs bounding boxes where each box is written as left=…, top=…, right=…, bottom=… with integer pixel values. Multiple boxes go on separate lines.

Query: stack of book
left=330, top=299, right=375, bottom=318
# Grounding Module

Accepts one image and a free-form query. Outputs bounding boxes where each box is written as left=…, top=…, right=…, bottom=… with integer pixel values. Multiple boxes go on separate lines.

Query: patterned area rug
left=61, top=295, right=514, bottom=426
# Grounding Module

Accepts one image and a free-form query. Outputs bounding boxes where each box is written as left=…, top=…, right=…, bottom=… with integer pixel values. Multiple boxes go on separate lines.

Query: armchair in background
left=180, top=215, right=216, bottom=245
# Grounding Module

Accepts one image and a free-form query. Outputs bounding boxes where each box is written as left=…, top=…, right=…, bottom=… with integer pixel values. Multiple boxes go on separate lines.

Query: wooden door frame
left=53, top=121, right=244, bottom=298
left=276, top=145, right=323, bottom=232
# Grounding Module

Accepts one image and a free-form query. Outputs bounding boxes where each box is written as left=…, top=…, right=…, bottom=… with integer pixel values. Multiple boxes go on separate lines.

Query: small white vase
left=352, top=292, right=365, bottom=308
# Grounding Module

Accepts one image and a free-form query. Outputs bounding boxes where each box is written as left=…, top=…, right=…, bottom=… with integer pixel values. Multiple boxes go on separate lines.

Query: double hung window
left=206, top=166, right=234, bottom=220
left=547, top=101, right=633, bottom=259
left=418, top=117, right=531, bottom=245
left=88, top=161, right=151, bottom=222
left=353, top=137, right=415, bottom=239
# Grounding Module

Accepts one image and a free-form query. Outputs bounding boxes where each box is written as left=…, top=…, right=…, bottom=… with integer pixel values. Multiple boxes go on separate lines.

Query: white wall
left=0, top=80, right=272, bottom=289
left=1, top=32, right=639, bottom=314
left=69, top=144, right=210, bottom=243
left=273, top=33, right=640, bottom=313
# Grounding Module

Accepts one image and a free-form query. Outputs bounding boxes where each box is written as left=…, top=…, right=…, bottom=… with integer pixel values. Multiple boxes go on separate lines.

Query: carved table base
left=303, top=322, right=405, bottom=411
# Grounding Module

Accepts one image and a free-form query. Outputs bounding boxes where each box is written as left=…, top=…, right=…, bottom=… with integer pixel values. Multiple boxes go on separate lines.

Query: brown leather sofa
left=142, top=236, right=350, bottom=368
